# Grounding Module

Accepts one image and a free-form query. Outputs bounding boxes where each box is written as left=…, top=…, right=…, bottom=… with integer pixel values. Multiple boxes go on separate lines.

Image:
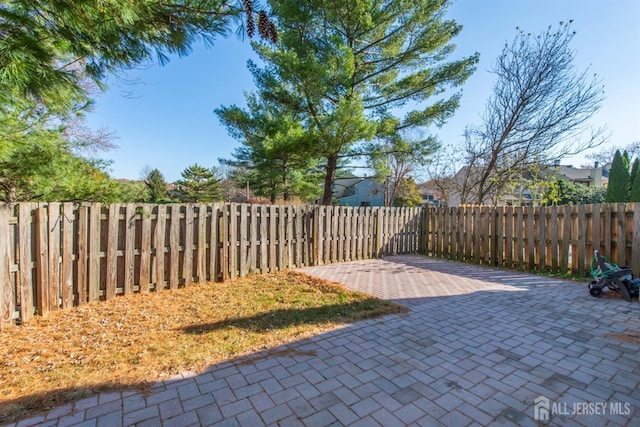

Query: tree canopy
left=459, top=22, right=605, bottom=205
left=235, top=0, right=478, bottom=204
left=175, top=164, right=223, bottom=202
left=605, top=150, right=630, bottom=203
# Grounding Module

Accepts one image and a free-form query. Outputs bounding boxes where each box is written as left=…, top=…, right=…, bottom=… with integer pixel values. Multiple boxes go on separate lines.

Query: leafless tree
left=460, top=21, right=606, bottom=205
left=584, top=141, right=640, bottom=167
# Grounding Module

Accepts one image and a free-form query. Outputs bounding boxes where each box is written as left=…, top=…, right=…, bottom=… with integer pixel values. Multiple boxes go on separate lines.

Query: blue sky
left=86, top=0, right=640, bottom=182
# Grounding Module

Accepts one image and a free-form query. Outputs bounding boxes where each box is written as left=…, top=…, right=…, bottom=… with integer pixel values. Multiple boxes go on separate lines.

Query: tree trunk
left=321, top=155, right=338, bottom=205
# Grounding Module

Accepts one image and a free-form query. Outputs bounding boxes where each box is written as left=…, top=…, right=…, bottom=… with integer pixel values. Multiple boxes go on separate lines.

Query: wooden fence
left=0, top=203, right=422, bottom=327
left=1, top=202, right=638, bottom=327
left=423, top=203, right=640, bottom=278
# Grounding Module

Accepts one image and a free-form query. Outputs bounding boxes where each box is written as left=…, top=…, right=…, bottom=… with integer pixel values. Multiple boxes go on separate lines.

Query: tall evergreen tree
left=216, top=95, right=323, bottom=203
left=630, top=159, right=640, bottom=202
left=144, top=169, right=169, bottom=203
left=605, top=150, right=630, bottom=202
left=244, top=0, right=478, bottom=204
left=629, top=158, right=639, bottom=196
left=175, top=164, right=222, bottom=202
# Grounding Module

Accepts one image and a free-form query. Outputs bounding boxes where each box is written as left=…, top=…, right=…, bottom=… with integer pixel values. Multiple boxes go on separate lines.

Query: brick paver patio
left=5, top=255, right=640, bottom=426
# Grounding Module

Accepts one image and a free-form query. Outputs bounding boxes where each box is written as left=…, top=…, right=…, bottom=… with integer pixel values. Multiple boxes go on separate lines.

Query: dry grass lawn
left=0, top=271, right=406, bottom=423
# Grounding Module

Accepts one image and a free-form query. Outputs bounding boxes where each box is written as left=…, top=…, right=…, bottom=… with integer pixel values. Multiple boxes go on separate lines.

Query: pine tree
left=605, top=150, right=630, bottom=203
left=145, top=169, right=169, bottom=203
left=175, top=164, right=222, bottom=202
left=630, top=159, right=640, bottom=202
left=244, top=0, right=478, bottom=204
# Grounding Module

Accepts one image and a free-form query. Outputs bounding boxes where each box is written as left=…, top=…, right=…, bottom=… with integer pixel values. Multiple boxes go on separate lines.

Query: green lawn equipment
left=588, top=250, right=639, bottom=301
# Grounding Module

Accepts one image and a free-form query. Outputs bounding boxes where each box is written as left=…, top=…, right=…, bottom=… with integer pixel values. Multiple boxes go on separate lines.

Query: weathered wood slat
left=324, top=206, right=332, bottom=264
left=169, top=204, right=180, bottom=289
left=515, top=207, right=524, bottom=269
left=0, top=205, right=13, bottom=327
left=19, top=204, right=34, bottom=321
left=155, top=205, right=167, bottom=290
left=560, top=205, right=570, bottom=274
left=76, top=205, right=89, bottom=302
left=139, top=205, right=151, bottom=292
left=577, top=205, right=586, bottom=276
left=228, top=204, right=237, bottom=279
left=123, top=204, right=136, bottom=295
left=88, top=204, right=101, bottom=301
left=270, top=205, right=278, bottom=269
left=239, top=204, right=248, bottom=277
left=35, top=205, right=50, bottom=315
left=106, top=204, right=120, bottom=300
left=197, top=204, right=207, bottom=282
left=48, top=202, right=61, bottom=310
left=549, top=206, right=558, bottom=273
left=505, top=207, right=513, bottom=269
left=183, top=204, right=194, bottom=285
left=616, top=203, right=626, bottom=267
left=526, top=206, right=535, bottom=270
left=537, top=207, right=546, bottom=271
left=209, top=204, right=220, bottom=281
left=259, top=205, right=268, bottom=272
left=632, top=203, right=640, bottom=276
left=60, top=202, right=76, bottom=309
left=249, top=204, right=258, bottom=274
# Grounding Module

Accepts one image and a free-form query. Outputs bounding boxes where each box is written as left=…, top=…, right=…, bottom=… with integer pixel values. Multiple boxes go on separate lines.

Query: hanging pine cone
left=258, top=11, right=269, bottom=40
left=242, top=0, right=253, bottom=15
left=246, top=13, right=255, bottom=38
left=268, top=21, right=278, bottom=44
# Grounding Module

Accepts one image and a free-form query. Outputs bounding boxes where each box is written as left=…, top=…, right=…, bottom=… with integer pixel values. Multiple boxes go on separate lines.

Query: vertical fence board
left=123, top=204, right=136, bottom=295
left=139, top=205, right=151, bottom=292
left=35, top=205, right=50, bottom=315
left=169, top=205, right=180, bottom=289
left=504, top=207, right=513, bottom=269
left=537, top=208, right=546, bottom=272
left=18, top=204, right=34, bottom=321
left=603, top=204, right=612, bottom=258
left=210, top=204, right=220, bottom=281
left=249, top=205, right=258, bottom=274
left=592, top=204, right=601, bottom=256
left=184, top=205, right=194, bottom=285
left=616, top=203, right=626, bottom=267
left=0, top=206, right=13, bottom=327
left=270, top=205, right=278, bottom=269
left=155, top=205, right=167, bottom=290
left=526, top=206, right=535, bottom=271
left=559, top=205, right=570, bottom=274
left=239, top=204, right=248, bottom=278
left=60, top=202, right=75, bottom=309
left=197, top=204, right=207, bottom=282
left=324, top=206, right=332, bottom=264
left=106, top=204, right=120, bottom=300
left=88, top=204, right=101, bottom=301
left=76, top=205, right=88, bottom=303
left=632, top=203, right=640, bottom=276
left=295, top=206, right=303, bottom=266
left=515, top=208, right=524, bottom=269
left=47, top=202, right=61, bottom=310
left=577, top=205, right=586, bottom=276
left=286, top=206, right=294, bottom=268
left=549, top=206, right=558, bottom=273
left=228, top=204, right=237, bottom=279
left=259, top=205, right=268, bottom=272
